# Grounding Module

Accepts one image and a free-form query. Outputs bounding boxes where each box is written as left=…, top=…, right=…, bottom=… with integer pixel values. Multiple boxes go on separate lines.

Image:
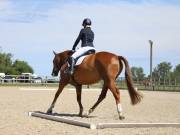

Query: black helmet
left=82, top=18, right=91, bottom=26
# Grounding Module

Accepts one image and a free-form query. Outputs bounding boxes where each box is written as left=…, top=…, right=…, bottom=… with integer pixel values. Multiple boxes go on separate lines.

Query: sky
left=0, top=0, right=180, bottom=77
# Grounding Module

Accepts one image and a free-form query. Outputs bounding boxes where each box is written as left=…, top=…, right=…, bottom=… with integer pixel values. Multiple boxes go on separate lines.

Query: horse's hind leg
left=87, top=84, right=108, bottom=116
left=75, top=85, right=83, bottom=117
left=108, top=80, right=125, bottom=120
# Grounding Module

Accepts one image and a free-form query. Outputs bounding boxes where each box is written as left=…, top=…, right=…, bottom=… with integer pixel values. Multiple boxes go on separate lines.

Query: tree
left=0, top=52, right=13, bottom=74
left=13, top=60, right=34, bottom=74
left=0, top=52, right=34, bottom=75
left=152, top=62, right=172, bottom=80
left=174, top=64, right=180, bottom=74
left=131, top=67, right=145, bottom=81
left=173, top=64, right=180, bottom=83
left=0, top=53, right=12, bottom=66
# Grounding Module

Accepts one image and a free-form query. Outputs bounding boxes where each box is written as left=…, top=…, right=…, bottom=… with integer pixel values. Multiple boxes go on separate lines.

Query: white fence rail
left=0, top=75, right=59, bottom=84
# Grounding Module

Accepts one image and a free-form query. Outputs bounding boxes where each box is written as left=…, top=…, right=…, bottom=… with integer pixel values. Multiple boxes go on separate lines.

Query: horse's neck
left=60, top=51, right=72, bottom=63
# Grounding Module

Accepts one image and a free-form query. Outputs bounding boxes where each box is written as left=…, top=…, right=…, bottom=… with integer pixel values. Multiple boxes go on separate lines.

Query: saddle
left=74, top=49, right=95, bottom=66
left=61, top=49, right=95, bottom=72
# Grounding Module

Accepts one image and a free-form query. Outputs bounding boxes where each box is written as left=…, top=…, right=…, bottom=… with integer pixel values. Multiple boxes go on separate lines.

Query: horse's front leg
left=75, top=85, right=83, bottom=117
left=47, top=82, right=67, bottom=114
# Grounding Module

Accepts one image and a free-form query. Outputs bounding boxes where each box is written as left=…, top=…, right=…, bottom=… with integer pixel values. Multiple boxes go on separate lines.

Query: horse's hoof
left=84, top=109, right=93, bottom=117
left=84, top=114, right=89, bottom=118
left=88, top=109, right=93, bottom=115
left=119, top=115, right=125, bottom=120
left=46, top=109, right=52, bottom=114
left=78, top=112, right=83, bottom=117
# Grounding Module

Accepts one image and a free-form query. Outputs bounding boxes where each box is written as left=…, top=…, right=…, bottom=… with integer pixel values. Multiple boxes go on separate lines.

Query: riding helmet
left=82, top=18, right=91, bottom=26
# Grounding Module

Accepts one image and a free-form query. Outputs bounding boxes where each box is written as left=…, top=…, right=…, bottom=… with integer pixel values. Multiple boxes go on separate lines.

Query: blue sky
left=0, top=0, right=180, bottom=76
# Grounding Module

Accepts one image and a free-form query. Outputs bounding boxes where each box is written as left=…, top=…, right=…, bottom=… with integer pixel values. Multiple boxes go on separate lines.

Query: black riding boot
left=67, top=57, right=75, bottom=75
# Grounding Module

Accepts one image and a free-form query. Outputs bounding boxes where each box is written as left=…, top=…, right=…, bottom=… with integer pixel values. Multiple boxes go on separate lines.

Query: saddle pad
left=75, top=56, right=87, bottom=66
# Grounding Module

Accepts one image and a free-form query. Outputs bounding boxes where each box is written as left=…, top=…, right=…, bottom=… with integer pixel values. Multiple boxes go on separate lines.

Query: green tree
left=0, top=52, right=34, bottom=75
left=173, top=64, right=180, bottom=83
left=152, top=62, right=172, bottom=80
left=0, top=53, right=13, bottom=74
left=13, top=60, right=34, bottom=74
left=0, top=53, right=12, bottom=66
left=131, top=67, right=145, bottom=81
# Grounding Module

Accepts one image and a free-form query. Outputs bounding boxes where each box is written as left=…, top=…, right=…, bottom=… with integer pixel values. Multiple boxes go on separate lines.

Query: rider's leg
left=67, top=47, right=95, bottom=75
left=67, top=57, right=75, bottom=75
left=72, top=46, right=96, bottom=58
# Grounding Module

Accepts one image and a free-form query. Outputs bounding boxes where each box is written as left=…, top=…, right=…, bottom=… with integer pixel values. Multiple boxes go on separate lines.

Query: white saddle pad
left=75, top=56, right=87, bottom=66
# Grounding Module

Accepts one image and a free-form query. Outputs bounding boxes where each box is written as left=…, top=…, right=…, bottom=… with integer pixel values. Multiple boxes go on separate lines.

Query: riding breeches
left=71, top=46, right=96, bottom=59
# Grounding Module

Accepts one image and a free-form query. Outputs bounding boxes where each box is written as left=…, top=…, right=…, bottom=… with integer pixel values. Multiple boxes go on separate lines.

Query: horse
left=47, top=50, right=143, bottom=120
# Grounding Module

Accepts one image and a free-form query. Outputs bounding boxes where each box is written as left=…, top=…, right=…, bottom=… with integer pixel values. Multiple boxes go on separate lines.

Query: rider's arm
left=72, top=29, right=83, bottom=51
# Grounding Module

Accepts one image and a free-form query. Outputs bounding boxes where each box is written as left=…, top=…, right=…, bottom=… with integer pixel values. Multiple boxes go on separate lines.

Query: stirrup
left=64, top=67, right=74, bottom=75
left=65, top=57, right=75, bottom=75
left=64, top=68, right=68, bottom=74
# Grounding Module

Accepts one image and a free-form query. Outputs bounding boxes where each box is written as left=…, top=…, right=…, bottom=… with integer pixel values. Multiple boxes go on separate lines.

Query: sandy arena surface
left=0, top=86, right=180, bottom=135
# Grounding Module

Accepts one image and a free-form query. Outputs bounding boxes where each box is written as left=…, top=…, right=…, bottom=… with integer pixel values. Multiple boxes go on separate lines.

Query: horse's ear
left=53, top=51, right=57, bottom=55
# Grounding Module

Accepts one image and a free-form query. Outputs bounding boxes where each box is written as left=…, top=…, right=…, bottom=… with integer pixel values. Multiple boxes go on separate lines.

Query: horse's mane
left=60, top=50, right=74, bottom=57
left=54, top=50, right=74, bottom=68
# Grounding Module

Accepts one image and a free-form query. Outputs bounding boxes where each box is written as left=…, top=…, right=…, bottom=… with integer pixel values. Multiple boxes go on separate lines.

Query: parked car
left=17, top=73, right=33, bottom=83
left=17, top=75, right=30, bottom=83
left=32, top=77, right=42, bottom=83
left=46, top=77, right=59, bottom=83
left=0, top=73, right=5, bottom=78
left=3, top=75, right=14, bottom=83
left=0, top=73, right=5, bottom=82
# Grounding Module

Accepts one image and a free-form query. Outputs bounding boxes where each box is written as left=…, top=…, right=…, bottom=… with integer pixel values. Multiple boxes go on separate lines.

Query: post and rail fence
left=0, top=75, right=180, bottom=91
left=116, top=77, right=180, bottom=91
left=0, top=74, right=59, bottom=86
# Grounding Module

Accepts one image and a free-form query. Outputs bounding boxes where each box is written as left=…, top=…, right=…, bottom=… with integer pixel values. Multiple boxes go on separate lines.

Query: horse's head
left=51, top=50, right=73, bottom=76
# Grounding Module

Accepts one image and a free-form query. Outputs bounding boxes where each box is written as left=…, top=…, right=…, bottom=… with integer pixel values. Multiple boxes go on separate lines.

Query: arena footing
left=29, top=111, right=180, bottom=129
left=28, top=111, right=96, bottom=129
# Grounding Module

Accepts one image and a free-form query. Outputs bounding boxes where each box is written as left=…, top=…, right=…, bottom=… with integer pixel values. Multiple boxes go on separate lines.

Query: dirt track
left=0, top=86, right=180, bottom=135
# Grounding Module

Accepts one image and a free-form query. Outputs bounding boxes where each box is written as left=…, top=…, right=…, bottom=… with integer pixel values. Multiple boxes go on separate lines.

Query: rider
left=67, top=18, right=96, bottom=75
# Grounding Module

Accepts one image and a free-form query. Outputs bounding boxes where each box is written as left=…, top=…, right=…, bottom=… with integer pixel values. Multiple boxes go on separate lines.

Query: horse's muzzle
left=51, top=71, right=58, bottom=77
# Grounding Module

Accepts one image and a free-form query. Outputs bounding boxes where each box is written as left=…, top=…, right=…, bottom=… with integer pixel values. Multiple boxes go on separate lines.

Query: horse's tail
left=118, top=56, right=143, bottom=105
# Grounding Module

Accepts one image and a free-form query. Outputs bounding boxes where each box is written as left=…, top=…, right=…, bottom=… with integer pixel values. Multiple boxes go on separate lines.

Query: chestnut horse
left=47, top=50, right=142, bottom=119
